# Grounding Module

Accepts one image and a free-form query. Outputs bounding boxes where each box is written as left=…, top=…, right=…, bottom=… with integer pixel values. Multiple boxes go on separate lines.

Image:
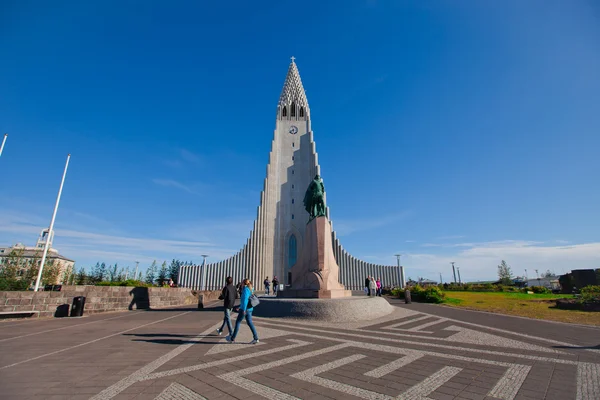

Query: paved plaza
left=0, top=298, right=599, bottom=400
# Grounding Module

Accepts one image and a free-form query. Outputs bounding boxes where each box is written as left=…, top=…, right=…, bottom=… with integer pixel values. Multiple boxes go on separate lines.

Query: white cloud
left=355, top=240, right=600, bottom=283
left=333, top=211, right=412, bottom=236
left=152, top=178, right=197, bottom=194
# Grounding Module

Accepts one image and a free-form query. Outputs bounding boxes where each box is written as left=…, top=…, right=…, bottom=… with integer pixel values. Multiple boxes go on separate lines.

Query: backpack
left=248, top=293, right=260, bottom=308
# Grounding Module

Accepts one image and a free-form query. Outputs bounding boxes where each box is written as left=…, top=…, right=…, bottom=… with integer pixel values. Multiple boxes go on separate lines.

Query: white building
left=178, top=59, right=400, bottom=291
left=0, top=229, right=75, bottom=285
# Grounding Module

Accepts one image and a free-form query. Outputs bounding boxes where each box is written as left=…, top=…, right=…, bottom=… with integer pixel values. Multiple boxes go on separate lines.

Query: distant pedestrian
left=216, top=276, right=236, bottom=336
left=227, top=279, right=259, bottom=344
left=376, top=277, right=382, bottom=296
left=365, top=276, right=371, bottom=296
left=264, top=277, right=270, bottom=295
left=369, top=277, right=377, bottom=297
left=272, top=276, right=279, bottom=295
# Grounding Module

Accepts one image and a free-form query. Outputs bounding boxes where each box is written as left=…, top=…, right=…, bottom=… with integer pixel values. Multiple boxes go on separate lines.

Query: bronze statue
left=303, top=174, right=326, bottom=220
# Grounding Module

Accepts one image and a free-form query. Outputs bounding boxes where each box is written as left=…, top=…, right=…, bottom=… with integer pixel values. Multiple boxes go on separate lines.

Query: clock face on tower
left=289, top=126, right=298, bottom=135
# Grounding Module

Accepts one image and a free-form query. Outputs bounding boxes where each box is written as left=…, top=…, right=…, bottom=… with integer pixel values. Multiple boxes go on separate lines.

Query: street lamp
left=134, top=261, right=139, bottom=281
left=0, top=134, right=7, bottom=157
left=451, top=262, right=457, bottom=283
left=34, top=154, right=71, bottom=291
left=394, top=254, right=405, bottom=289
left=457, top=267, right=462, bottom=284
left=535, top=269, right=541, bottom=287
left=200, top=255, right=209, bottom=291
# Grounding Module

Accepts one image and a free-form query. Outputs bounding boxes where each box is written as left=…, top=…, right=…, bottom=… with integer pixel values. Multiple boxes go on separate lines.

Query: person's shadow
left=129, top=287, right=150, bottom=310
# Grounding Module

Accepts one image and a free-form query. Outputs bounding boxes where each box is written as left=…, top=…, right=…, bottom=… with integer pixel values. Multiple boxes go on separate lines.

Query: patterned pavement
left=0, top=299, right=599, bottom=400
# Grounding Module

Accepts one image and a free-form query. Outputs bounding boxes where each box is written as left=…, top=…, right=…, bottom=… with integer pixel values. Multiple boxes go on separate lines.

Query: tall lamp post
left=34, top=154, right=71, bottom=291
left=457, top=266, right=462, bottom=284
left=0, top=133, right=7, bottom=157
left=394, top=254, right=405, bottom=289
left=134, top=261, right=139, bottom=281
left=451, top=262, right=457, bottom=283
left=200, top=255, right=209, bottom=290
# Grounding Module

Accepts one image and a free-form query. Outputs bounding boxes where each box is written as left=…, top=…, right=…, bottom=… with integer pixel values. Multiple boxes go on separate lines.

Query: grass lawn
left=443, top=291, right=600, bottom=326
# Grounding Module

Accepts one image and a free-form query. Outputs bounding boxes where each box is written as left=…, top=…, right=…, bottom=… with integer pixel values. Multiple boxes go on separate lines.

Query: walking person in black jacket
left=216, top=276, right=237, bottom=336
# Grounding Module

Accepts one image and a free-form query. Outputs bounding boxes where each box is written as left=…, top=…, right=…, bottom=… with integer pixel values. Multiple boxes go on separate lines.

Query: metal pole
left=34, top=154, right=71, bottom=291
left=134, top=261, right=139, bottom=281
left=457, top=267, right=462, bottom=284
left=451, top=262, right=457, bottom=283
left=0, top=134, right=7, bottom=157
left=439, top=272, right=443, bottom=284
left=394, top=254, right=403, bottom=289
left=200, top=255, right=208, bottom=291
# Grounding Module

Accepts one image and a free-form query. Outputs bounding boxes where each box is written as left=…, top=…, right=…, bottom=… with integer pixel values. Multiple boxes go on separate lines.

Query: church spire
left=278, top=57, right=309, bottom=119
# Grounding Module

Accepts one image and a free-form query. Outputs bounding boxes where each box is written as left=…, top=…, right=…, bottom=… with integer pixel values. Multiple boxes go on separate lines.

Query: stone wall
left=0, top=286, right=221, bottom=318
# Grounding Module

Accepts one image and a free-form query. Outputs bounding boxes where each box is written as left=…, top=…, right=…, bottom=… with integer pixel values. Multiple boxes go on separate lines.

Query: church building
left=179, top=59, right=401, bottom=291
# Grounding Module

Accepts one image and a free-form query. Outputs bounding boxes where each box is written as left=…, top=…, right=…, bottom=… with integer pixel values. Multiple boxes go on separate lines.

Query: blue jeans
left=231, top=308, right=258, bottom=341
left=265, top=285, right=270, bottom=295
left=219, top=308, right=233, bottom=335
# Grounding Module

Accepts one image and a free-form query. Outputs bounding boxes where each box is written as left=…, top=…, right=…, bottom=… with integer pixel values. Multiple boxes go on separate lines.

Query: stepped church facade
left=179, top=59, right=402, bottom=291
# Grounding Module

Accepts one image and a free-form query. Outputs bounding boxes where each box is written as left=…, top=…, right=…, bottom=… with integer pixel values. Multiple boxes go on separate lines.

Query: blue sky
left=1, top=1, right=599, bottom=282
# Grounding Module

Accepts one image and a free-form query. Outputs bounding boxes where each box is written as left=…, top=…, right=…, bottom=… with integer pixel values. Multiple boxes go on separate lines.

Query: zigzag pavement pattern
left=88, top=308, right=599, bottom=400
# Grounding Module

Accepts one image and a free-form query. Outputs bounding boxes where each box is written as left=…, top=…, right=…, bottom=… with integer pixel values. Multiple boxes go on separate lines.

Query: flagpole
left=0, top=134, right=7, bottom=157
left=34, top=154, right=71, bottom=291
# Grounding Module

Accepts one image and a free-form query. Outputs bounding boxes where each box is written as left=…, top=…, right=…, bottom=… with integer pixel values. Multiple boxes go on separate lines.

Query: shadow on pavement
left=123, top=333, right=199, bottom=338
left=552, top=344, right=600, bottom=350
left=131, top=338, right=224, bottom=345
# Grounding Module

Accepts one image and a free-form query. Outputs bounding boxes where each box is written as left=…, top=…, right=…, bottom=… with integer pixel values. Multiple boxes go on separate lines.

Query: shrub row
left=393, top=285, right=446, bottom=303
left=95, top=279, right=152, bottom=287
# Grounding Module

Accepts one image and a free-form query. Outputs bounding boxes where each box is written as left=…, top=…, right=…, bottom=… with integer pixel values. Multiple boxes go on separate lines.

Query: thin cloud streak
left=333, top=210, right=412, bottom=236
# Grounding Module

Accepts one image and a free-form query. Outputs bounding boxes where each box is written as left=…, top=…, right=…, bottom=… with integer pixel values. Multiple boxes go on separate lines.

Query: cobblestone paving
left=1, top=302, right=599, bottom=400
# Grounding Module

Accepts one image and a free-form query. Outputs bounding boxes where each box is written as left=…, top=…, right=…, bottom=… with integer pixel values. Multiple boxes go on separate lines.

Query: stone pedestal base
left=282, top=216, right=350, bottom=299
left=278, top=289, right=352, bottom=299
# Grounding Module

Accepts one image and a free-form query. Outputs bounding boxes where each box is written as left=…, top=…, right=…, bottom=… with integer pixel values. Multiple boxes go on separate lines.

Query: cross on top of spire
left=290, top=56, right=296, bottom=62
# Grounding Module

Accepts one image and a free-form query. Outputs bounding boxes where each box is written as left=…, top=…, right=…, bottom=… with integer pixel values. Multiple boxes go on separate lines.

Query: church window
left=282, top=106, right=287, bottom=117
left=292, top=214, right=294, bottom=219
left=292, top=142, right=295, bottom=147
left=292, top=199, right=294, bottom=204
left=291, top=102, right=296, bottom=117
left=288, top=235, right=297, bottom=268
left=292, top=184, right=294, bottom=189
left=292, top=156, right=294, bottom=160
left=299, top=107, right=305, bottom=117
left=292, top=170, right=294, bottom=175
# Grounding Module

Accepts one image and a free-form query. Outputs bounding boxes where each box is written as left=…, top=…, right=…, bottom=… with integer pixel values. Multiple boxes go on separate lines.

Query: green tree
left=168, top=259, right=181, bottom=284
left=497, top=260, right=513, bottom=285
left=91, top=262, right=106, bottom=283
left=76, top=267, right=87, bottom=285
left=158, top=261, right=168, bottom=285
left=145, top=260, right=158, bottom=285
left=108, top=263, right=119, bottom=282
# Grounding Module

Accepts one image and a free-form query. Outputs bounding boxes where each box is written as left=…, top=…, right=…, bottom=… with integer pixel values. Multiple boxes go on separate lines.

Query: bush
left=409, top=285, right=446, bottom=303
left=96, top=280, right=151, bottom=287
left=580, top=285, right=600, bottom=303
left=530, top=286, right=550, bottom=294
left=0, top=277, right=30, bottom=291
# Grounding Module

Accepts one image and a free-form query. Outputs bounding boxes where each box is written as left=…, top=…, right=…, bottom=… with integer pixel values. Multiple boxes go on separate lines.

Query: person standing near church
left=365, top=276, right=371, bottom=296
left=272, top=276, right=279, bottom=295
left=216, top=276, right=236, bottom=336
left=369, top=277, right=377, bottom=297
left=264, top=277, right=270, bottom=295
left=376, top=277, right=382, bottom=296
left=227, top=279, right=259, bottom=344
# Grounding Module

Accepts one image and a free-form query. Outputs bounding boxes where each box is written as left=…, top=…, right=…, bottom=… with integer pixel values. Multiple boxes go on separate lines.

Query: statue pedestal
left=279, top=216, right=352, bottom=299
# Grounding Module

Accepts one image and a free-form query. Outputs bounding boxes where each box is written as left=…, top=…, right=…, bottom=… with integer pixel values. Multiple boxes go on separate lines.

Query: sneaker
left=216, top=329, right=222, bottom=335
left=250, top=339, right=260, bottom=344
left=226, top=335, right=234, bottom=343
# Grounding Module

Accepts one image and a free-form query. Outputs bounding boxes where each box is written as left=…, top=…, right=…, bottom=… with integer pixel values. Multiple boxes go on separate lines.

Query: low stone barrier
left=0, top=286, right=221, bottom=318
